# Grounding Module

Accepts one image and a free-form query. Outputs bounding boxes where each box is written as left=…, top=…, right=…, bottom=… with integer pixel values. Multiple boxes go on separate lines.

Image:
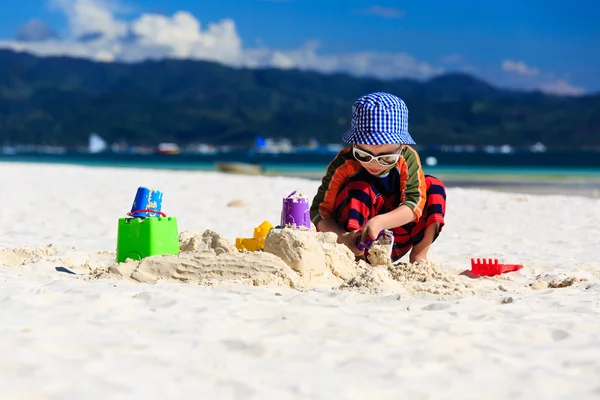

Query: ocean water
left=2, top=151, right=599, bottom=175
left=1, top=151, right=599, bottom=198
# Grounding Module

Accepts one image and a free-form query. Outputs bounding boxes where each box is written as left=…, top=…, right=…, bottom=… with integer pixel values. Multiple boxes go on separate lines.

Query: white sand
left=1, top=162, right=600, bottom=399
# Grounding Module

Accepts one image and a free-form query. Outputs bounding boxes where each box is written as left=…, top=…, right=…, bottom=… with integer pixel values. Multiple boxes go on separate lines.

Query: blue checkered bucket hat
left=342, top=92, right=415, bottom=145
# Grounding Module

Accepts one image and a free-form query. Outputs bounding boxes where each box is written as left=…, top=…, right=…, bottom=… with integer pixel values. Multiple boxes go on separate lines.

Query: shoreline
left=2, top=159, right=600, bottom=198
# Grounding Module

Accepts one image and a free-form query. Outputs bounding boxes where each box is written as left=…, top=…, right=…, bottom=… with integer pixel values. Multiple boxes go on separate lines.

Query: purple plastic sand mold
left=281, top=191, right=311, bottom=228
left=356, top=230, right=389, bottom=251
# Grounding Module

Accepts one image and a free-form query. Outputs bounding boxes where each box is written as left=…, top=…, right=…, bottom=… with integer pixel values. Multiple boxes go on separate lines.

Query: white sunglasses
left=352, top=146, right=401, bottom=166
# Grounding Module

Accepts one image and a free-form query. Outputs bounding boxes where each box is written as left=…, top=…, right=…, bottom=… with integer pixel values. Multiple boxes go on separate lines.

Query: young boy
left=310, top=92, right=446, bottom=264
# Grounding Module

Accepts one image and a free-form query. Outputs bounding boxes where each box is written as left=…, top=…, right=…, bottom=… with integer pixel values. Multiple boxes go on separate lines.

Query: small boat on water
left=216, top=162, right=264, bottom=175
left=156, top=143, right=181, bottom=155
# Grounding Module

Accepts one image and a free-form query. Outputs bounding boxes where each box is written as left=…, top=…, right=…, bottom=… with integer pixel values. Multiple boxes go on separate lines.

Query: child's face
left=353, top=144, right=402, bottom=175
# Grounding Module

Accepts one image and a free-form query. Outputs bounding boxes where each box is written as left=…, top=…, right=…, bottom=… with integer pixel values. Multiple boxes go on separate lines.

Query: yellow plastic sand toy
left=235, top=221, right=273, bottom=251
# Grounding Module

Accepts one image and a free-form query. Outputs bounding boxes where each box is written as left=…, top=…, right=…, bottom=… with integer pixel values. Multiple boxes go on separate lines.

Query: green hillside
left=0, top=49, right=598, bottom=148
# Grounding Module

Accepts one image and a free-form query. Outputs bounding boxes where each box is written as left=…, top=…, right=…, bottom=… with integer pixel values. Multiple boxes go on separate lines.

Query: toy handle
left=355, top=230, right=386, bottom=251
left=128, top=209, right=167, bottom=217
left=501, top=264, right=523, bottom=273
left=356, top=240, right=372, bottom=251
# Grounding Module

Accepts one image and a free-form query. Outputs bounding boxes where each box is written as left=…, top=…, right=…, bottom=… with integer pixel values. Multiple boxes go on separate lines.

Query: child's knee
left=429, top=221, right=442, bottom=237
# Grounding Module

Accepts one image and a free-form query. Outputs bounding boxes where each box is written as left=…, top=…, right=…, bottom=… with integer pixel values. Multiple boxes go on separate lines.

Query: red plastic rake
left=470, top=258, right=523, bottom=276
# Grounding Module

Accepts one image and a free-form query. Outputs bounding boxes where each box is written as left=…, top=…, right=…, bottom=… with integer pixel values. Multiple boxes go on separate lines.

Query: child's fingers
left=359, top=230, right=365, bottom=241
left=361, top=227, right=376, bottom=242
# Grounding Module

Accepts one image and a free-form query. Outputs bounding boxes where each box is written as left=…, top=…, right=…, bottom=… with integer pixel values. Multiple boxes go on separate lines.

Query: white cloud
left=1, top=0, right=588, bottom=95
left=128, top=11, right=242, bottom=63
left=501, top=59, right=539, bottom=76
left=538, top=80, right=586, bottom=96
left=0, top=38, right=115, bottom=61
left=500, top=59, right=587, bottom=95
left=51, top=0, right=128, bottom=39
left=245, top=41, right=441, bottom=79
left=0, top=0, right=438, bottom=80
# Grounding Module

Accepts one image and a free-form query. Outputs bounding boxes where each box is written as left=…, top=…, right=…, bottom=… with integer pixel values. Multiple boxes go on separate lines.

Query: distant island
left=0, top=49, right=599, bottom=149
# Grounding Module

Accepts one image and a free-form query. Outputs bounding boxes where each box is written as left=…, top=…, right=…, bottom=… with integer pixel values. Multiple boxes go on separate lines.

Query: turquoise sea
left=1, top=150, right=599, bottom=197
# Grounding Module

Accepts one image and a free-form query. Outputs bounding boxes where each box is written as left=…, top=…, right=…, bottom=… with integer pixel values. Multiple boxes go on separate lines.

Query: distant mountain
left=0, top=49, right=598, bottom=148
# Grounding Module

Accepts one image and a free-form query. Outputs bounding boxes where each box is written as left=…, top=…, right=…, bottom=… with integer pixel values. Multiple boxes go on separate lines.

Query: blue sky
left=1, top=0, right=599, bottom=95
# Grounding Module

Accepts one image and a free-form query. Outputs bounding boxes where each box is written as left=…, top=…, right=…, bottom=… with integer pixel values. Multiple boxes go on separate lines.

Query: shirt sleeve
left=399, top=146, right=427, bottom=220
left=309, top=148, right=358, bottom=227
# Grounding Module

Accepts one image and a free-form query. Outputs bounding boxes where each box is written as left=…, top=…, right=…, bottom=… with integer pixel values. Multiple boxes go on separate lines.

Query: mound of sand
left=4, top=227, right=589, bottom=297
left=341, top=261, right=476, bottom=296
left=84, top=227, right=479, bottom=296
left=179, top=229, right=238, bottom=254
left=335, top=231, right=476, bottom=296
left=91, top=250, right=300, bottom=288
left=89, top=228, right=363, bottom=291
left=0, top=245, right=58, bottom=267
left=263, top=228, right=361, bottom=283
left=0, top=228, right=585, bottom=296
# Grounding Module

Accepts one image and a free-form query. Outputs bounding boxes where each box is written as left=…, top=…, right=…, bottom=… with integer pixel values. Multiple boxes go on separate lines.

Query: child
left=309, top=92, right=446, bottom=264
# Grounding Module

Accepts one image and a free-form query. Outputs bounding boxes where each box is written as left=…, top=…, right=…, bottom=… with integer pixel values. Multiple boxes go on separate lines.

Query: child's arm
left=398, top=146, right=427, bottom=220
left=310, top=148, right=364, bottom=255
left=316, top=218, right=346, bottom=236
left=309, top=148, right=357, bottom=228
left=360, top=205, right=415, bottom=242
left=378, top=205, right=416, bottom=228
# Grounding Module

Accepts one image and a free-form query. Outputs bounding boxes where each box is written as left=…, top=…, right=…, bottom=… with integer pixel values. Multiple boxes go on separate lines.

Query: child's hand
left=338, top=230, right=364, bottom=256
left=361, top=216, right=386, bottom=242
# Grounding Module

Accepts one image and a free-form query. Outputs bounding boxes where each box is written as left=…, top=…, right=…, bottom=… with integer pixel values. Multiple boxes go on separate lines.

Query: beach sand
left=1, top=162, right=599, bottom=399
